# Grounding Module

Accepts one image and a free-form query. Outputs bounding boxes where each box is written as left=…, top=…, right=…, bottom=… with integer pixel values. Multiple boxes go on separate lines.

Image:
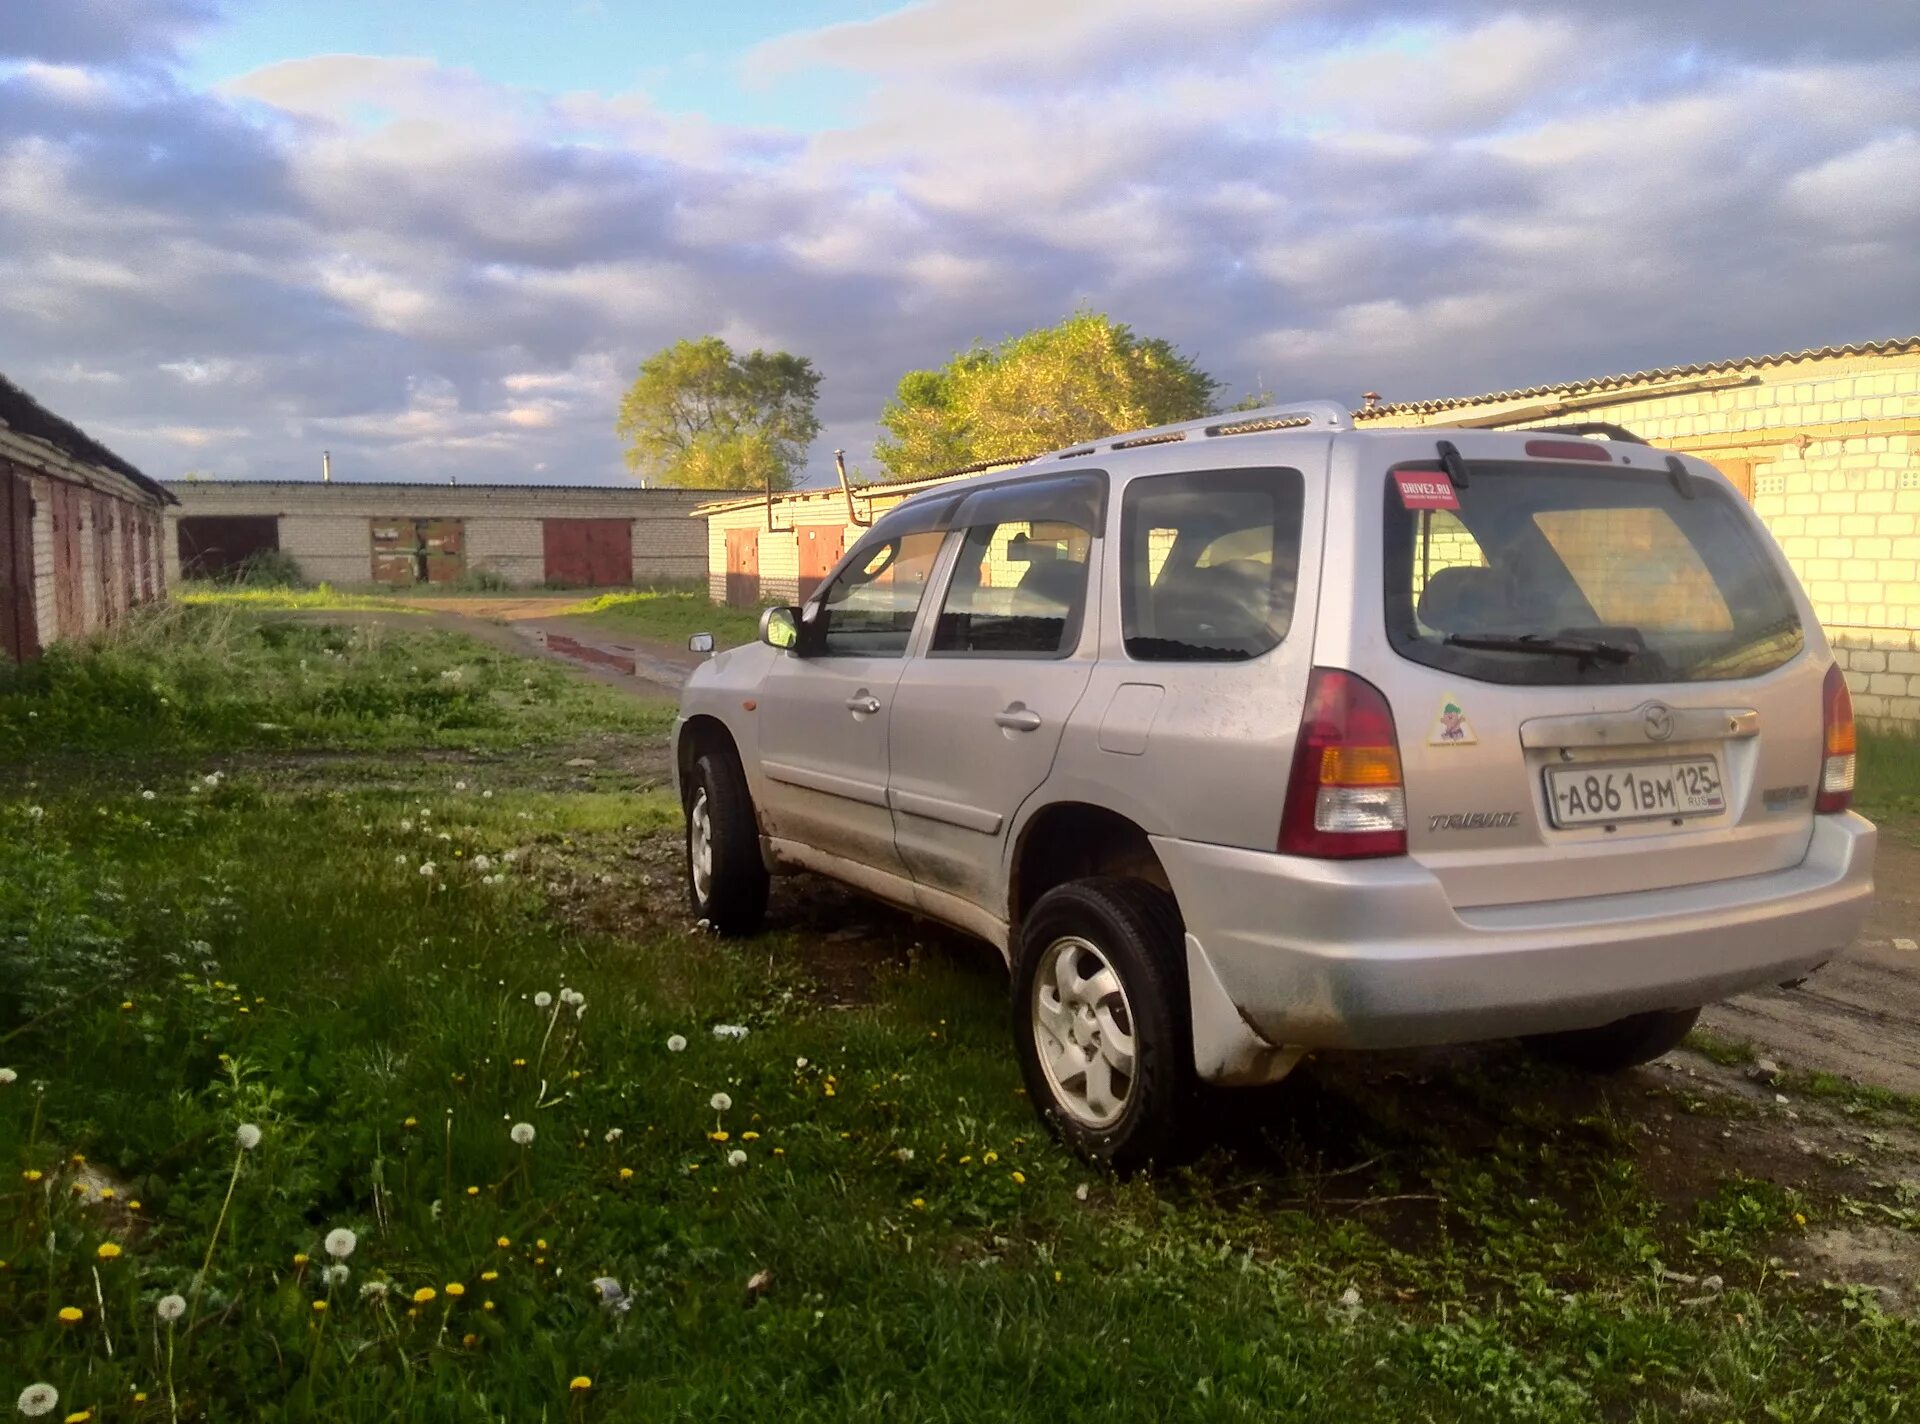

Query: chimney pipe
left=322, top=449, right=332, bottom=483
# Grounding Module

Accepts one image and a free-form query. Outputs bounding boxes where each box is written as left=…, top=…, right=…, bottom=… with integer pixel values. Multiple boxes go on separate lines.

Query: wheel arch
left=1007, top=800, right=1174, bottom=937
left=675, top=714, right=742, bottom=805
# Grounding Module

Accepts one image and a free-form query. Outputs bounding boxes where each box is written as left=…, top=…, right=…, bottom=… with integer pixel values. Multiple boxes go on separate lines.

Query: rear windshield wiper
left=1442, top=632, right=1635, bottom=666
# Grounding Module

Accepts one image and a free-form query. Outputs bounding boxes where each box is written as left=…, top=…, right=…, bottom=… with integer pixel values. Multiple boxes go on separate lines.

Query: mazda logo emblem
left=1644, top=704, right=1674, bottom=741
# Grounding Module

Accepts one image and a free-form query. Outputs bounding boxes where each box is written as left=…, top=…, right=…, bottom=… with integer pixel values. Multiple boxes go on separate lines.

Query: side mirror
left=759, top=605, right=801, bottom=652
left=687, top=632, right=715, bottom=656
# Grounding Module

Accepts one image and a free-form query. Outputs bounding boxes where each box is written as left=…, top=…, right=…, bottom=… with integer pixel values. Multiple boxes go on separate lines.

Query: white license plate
left=1544, top=758, right=1725, bottom=827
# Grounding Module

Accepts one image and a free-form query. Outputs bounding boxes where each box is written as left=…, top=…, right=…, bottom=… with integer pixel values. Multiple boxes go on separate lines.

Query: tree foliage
left=616, top=337, right=822, bottom=490
left=874, top=313, right=1219, bottom=480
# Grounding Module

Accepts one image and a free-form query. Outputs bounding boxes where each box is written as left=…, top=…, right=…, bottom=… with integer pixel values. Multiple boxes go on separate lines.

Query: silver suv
left=673, top=403, right=1875, bottom=1167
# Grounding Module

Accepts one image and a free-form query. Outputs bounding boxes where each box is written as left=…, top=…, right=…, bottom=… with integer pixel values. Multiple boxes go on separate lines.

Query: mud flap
left=1186, top=932, right=1305, bottom=1087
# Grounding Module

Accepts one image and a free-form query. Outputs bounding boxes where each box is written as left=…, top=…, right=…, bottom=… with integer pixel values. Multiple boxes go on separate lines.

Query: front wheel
left=685, top=751, right=768, bottom=936
left=1012, top=877, right=1192, bottom=1171
left=1524, top=1006, right=1701, bottom=1073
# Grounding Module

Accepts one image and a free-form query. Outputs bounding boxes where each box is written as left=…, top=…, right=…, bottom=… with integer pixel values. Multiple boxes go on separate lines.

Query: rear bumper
left=1154, top=813, right=1876, bottom=1054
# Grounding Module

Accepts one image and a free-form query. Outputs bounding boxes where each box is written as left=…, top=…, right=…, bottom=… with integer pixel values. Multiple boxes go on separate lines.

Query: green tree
left=616, top=336, right=822, bottom=490
left=874, top=312, right=1219, bottom=480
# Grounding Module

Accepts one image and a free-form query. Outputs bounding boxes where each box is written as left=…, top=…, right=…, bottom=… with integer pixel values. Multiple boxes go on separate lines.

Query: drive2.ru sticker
left=1395, top=470, right=1459, bottom=511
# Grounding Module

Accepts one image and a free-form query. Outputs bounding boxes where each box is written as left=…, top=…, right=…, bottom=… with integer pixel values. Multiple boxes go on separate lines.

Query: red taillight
left=1817, top=662, right=1856, bottom=814
left=1279, top=668, right=1408, bottom=858
left=1523, top=438, right=1611, bottom=462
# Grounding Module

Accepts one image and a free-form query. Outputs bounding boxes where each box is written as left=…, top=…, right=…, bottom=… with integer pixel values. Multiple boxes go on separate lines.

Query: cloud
left=0, top=0, right=222, bottom=66
left=0, top=4, right=1916, bottom=488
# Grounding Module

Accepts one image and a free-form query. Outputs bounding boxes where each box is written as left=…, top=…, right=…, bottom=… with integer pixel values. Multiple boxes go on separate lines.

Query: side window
left=812, top=530, right=946, bottom=657
left=932, top=519, right=1092, bottom=657
left=1120, top=467, right=1304, bottom=662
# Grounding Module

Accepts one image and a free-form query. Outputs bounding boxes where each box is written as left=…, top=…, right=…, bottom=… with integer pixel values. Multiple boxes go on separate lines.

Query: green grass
left=563, top=590, right=768, bottom=650
left=4, top=618, right=1920, bottom=1420
left=1857, top=727, right=1920, bottom=826
left=0, top=603, right=668, bottom=758
left=175, top=583, right=424, bottom=613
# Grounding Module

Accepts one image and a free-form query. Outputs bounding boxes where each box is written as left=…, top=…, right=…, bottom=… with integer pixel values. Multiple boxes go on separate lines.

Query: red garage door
left=543, top=518, right=632, bottom=587
left=0, top=464, right=37, bottom=662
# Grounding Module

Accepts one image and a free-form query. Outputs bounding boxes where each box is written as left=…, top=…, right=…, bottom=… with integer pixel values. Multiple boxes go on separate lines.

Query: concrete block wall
left=163, top=483, right=744, bottom=589
left=17, top=470, right=167, bottom=651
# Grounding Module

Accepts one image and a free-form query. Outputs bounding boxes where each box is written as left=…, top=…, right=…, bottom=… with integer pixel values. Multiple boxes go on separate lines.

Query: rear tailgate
left=1324, top=431, right=1823, bottom=909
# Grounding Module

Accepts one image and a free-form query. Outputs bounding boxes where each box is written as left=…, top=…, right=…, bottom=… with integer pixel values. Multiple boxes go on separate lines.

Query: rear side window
left=932, top=519, right=1092, bottom=657
left=1385, top=462, right=1802, bottom=685
left=1121, top=468, right=1305, bottom=662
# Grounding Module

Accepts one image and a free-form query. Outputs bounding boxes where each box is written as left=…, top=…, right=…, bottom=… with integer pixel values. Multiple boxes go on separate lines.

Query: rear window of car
left=1383, top=461, right=1803, bottom=685
left=1121, top=467, right=1304, bottom=662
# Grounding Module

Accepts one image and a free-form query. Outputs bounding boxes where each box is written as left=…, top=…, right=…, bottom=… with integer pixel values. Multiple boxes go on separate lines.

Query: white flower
left=471, top=855, right=493, bottom=872
left=0, top=1068, right=16, bottom=1086
left=795, top=1057, right=808, bottom=1070
left=399, top=819, right=414, bottom=833
left=394, top=853, right=409, bottom=866
left=436, top=832, right=451, bottom=842
left=534, top=992, right=553, bottom=1009
left=666, top=1035, right=687, bottom=1053
left=591, top=1276, right=630, bottom=1314
left=359, top=1280, right=389, bottom=1301
left=727, top=1149, right=747, bottom=1167
left=712, top=1023, right=749, bottom=1041
left=454, top=781, right=468, bottom=791
left=510, top=1122, right=536, bottom=1146
left=141, top=790, right=156, bottom=801
left=324, top=1227, right=357, bottom=1259
left=16, top=1383, right=57, bottom=1417
left=156, top=1294, right=187, bottom=1323
left=895, top=1148, right=915, bottom=1164
left=604, top=1128, right=623, bottom=1144
left=323, top=1263, right=351, bottom=1287
left=236, top=1123, right=262, bottom=1151
left=418, top=862, right=437, bottom=877
left=25, top=806, right=43, bottom=821
left=482, top=790, right=493, bottom=799
left=710, top=1092, right=732, bottom=1113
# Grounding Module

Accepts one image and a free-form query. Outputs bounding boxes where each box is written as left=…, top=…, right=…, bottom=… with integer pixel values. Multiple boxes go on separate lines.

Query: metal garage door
left=178, top=515, right=281, bottom=580
left=371, top=518, right=466, bottom=585
left=543, top=518, right=633, bottom=587
left=0, top=464, right=36, bottom=662
left=796, top=523, right=847, bottom=603
left=724, top=527, right=760, bottom=608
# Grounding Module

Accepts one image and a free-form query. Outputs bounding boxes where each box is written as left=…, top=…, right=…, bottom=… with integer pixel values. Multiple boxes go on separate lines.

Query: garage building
left=164, top=481, right=746, bottom=589
left=1, top=372, right=174, bottom=664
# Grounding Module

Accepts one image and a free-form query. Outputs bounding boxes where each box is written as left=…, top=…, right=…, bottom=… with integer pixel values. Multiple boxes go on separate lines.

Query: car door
left=755, top=524, right=948, bottom=877
left=888, top=474, right=1104, bottom=909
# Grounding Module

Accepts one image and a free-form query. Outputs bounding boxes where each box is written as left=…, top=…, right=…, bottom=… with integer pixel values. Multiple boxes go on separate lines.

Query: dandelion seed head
left=533, top=992, right=552, bottom=1009
left=235, top=1123, right=262, bottom=1151
left=727, top=1149, right=747, bottom=1167
left=16, top=1383, right=58, bottom=1417
left=666, top=1034, right=687, bottom=1053
left=509, top=1122, right=536, bottom=1146
left=710, top=1092, right=732, bottom=1112
left=156, top=1294, right=186, bottom=1322
left=604, top=1127, right=623, bottom=1143
left=323, top=1264, right=350, bottom=1287
left=0, top=1069, right=16, bottom=1085
left=324, top=1227, right=357, bottom=1259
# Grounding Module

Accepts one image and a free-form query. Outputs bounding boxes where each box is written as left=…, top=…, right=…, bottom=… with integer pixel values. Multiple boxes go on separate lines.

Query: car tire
left=1524, top=1006, right=1701, bottom=1073
left=685, top=750, right=768, bottom=936
left=1013, top=876, right=1193, bottom=1172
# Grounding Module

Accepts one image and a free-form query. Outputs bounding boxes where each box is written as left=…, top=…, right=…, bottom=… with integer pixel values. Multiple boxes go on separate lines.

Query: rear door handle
left=995, top=705, right=1043, bottom=732
left=845, top=695, right=882, bottom=715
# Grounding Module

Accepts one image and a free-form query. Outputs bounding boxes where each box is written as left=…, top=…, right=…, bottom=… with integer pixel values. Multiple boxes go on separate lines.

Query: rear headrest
left=1418, top=565, right=1505, bottom=632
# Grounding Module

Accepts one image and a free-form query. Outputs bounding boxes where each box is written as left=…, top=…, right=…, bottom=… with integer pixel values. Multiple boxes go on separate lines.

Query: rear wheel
left=685, top=751, right=768, bottom=936
left=1525, top=1006, right=1700, bottom=1073
left=1013, top=877, right=1192, bottom=1171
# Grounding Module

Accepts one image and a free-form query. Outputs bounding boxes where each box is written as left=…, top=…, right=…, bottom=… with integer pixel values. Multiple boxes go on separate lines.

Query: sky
left=1, top=2, right=1917, bottom=488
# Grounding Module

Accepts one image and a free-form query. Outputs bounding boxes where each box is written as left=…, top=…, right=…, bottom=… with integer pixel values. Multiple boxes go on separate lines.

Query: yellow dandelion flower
left=406, top=1307, right=419, bottom=1319
left=445, top=1282, right=466, bottom=1298
left=59, top=1306, right=84, bottom=1323
left=133, top=1394, right=147, bottom=1404
left=495, top=1236, right=511, bottom=1248
left=311, top=1300, right=328, bottom=1313
left=96, top=1242, right=122, bottom=1261
left=983, top=1151, right=998, bottom=1165
left=1794, top=1212, right=1808, bottom=1226
left=709, top=1131, right=729, bottom=1143
left=772, top=1147, right=785, bottom=1158
left=121, top=1001, right=134, bottom=1011
left=535, top=1257, right=546, bottom=1267
left=63, top=1412, right=92, bottom=1423
left=237, top=1007, right=250, bottom=1015
left=403, top=1117, right=418, bottom=1129
left=1054, top=1270, right=1062, bottom=1282
left=71, top=1153, right=86, bottom=1165
left=127, top=1201, right=141, bottom=1211
left=482, top=1300, right=495, bottom=1312
left=740, top=1131, right=760, bottom=1141
left=462, top=1332, right=478, bottom=1347
left=569, top=1377, right=592, bottom=1392
left=412, top=1287, right=436, bottom=1304
left=1011, top=1171, right=1026, bottom=1186
left=618, top=1167, right=633, bottom=1181
left=911, top=1197, right=926, bottom=1211
left=959, top=1156, right=972, bottom=1166
left=292, top=1253, right=310, bottom=1267
left=465, top=1186, right=479, bottom=1197
left=535, top=1238, right=548, bottom=1250
left=99, top=1188, right=115, bottom=1201
left=824, top=1085, right=836, bottom=1097
left=512, top=1058, right=527, bottom=1068
left=480, top=1270, right=498, bottom=1282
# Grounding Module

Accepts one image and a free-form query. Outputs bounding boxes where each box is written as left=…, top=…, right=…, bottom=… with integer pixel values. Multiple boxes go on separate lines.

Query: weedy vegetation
left=3, top=614, right=1919, bottom=1420
left=561, top=590, right=769, bottom=651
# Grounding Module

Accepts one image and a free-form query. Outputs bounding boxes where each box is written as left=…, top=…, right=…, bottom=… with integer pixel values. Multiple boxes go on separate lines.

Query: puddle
left=540, top=631, right=637, bottom=677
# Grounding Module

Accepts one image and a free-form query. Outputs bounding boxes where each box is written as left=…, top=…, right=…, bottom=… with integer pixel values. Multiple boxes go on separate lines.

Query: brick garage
left=162, top=483, right=747, bottom=590
left=1, top=372, right=173, bottom=663
left=1359, top=336, right=1920, bottom=731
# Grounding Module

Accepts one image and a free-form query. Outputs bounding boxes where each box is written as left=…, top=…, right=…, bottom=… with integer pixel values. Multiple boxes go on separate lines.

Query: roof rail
left=1530, top=421, right=1649, bottom=445
left=1032, top=400, right=1351, bottom=462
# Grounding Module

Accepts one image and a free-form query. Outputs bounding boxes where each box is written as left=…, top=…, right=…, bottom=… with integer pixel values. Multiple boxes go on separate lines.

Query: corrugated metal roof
left=693, top=459, right=1033, bottom=517
left=0, top=371, right=173, bottom=505
left=1354, top=335, right=1920, bottom=420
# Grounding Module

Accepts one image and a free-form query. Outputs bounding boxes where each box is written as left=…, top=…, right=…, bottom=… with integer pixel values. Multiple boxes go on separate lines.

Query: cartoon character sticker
left=1429, top=696, right=1478, bottom=746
